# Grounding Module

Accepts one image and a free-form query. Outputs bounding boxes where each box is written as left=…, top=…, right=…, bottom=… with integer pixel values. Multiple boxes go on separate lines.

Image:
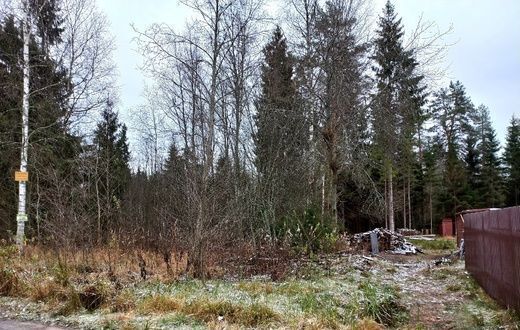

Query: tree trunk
left=384, top=177, right=388, bottom=229
left=429, top=184, right=433, bottom=233
left=408, top=176, right=412, bottom=229
left=403, top=181, right=406, bottom=229
left=388, top=164, right=395, bottom=232
left=16, top=5, right=31, bottom=247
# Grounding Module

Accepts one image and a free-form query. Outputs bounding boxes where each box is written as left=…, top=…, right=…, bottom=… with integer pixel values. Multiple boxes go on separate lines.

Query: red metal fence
left=464, top=206, right=520, bottom=310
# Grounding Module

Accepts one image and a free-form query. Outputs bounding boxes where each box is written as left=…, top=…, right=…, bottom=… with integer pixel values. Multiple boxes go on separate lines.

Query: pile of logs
left=397, top=228, right=421, bottom=236
left=349, top=228, right=420, bottom=255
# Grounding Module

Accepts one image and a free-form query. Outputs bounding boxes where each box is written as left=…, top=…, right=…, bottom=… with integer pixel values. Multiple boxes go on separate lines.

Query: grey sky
left=97, top=0, right=520, bottom=145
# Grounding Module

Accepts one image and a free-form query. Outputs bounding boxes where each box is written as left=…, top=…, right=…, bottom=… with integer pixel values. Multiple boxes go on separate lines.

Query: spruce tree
left=93, top=100, right=130, bottom=241
left=476, top=106, right=504, bottom=207
left=314, top=1, right=367, bottom=227
left=431, top=81, right=474, bottom=217
left=503, top=116, right=520, bottom=206
left=0, top=14, right=75, bottom=238
left=254, top=26, right=307, bottom=235
left=372, top=1, right=424, bottom=231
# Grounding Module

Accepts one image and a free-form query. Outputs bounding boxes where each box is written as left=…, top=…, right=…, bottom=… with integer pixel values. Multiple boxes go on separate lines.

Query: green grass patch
left=137, top=293, right=279, bottom=326
left=185, top=299, right=279, bottom=326
left=347, top=281, right=408, bottom=327
left=236, top=281, right=274, bottom=295
left=408, top=237, right=456, bottom=251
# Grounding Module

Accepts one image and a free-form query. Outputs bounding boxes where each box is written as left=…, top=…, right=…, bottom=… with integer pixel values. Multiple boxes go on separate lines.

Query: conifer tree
left=476, top=106, right=504, bottom=207
left=314, top=0, right=367, bottom=227
left=254, top=26, right=307, bottom=235
left=504, top=116, right=520, bottom=206
left=93, top=100, right=130, bottom=241
left=431, top=81, right=474, bottom=217
left=372, top=1, right=424, bottom=231
left=0, top=14, right=75, bottom=238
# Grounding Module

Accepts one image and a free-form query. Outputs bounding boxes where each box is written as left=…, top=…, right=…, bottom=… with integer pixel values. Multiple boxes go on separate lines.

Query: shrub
left=279, top=207, right=339, bottom=254
left=79, top=282, right=110, bottom=311
left=54, top=287, right=82, bottom=316
left=0, top=267, right=24, bottom=296
left=29, top=278, right=63, bottom=302
left=0, top=245, right=25, bottom=297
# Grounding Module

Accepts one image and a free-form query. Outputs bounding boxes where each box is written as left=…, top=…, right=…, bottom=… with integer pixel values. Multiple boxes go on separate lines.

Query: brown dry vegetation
left=0, top=239, right=519, bottom=329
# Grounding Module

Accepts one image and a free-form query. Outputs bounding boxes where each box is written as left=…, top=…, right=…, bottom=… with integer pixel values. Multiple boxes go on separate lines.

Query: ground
left=0, top=237, right=518, bottom=329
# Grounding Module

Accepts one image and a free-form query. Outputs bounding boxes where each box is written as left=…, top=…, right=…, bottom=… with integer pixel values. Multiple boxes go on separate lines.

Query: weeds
left=53, top=287, right=82, bottom=316
left=139, top=295, right=183, bottom=313
left=111, top=289, right=137, bottom=312
left=29, top=277, right=63, bottom=302
left=0, top=243, right=517, bottom=329
left=79, top=281, right=111, bottom=311
left=137, top=293, right=279, bottom=327
left=0, top=267, right=24, bottom=296
left=185, top=299, right=279, bottom=326
left=408, top=237, right=456, bottom=251
left=348, top=281, right=408, bottom=327
left=446, top=283, right=462, bottom=292
left=236, top=281, right=273, bottom=295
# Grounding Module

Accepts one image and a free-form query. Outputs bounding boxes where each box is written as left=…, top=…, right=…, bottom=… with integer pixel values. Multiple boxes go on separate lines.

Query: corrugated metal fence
left=464, top=206, right=520, bottom=310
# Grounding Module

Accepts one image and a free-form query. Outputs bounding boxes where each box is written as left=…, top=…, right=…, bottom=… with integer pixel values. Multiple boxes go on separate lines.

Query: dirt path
left=0, top=320, right=66, bottom=330
left=375, top=253, right=467, bottom=329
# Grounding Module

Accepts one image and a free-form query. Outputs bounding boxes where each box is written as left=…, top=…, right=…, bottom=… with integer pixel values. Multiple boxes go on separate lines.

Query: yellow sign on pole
left=14, top=171, right=29, bottom=182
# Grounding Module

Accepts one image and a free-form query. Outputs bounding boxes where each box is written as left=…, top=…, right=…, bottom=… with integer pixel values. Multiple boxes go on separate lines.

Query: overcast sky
left=97, top=0, right=520, bottom=145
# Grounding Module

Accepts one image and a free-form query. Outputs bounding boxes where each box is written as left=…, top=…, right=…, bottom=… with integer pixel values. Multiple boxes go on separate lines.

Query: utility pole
left=15, top=1, right=31, bottom=247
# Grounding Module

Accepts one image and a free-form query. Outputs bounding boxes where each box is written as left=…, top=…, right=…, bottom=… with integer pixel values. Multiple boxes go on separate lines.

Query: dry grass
left=185, top=299, right=279, bottom=326
left=351, top=318, right=385, bottom=330
left=111, top=289, right=137, bottom=312
left=12, top=245, right=190, bottom=285
left=236, top=281, right=274, bottom=295
left=139, top=295, right=183, bottom=314
left=0, top=267, right=25, bottom=296
left=137, top=294, right=279, bottom=327
left=29, top=278, right=64, bottom=302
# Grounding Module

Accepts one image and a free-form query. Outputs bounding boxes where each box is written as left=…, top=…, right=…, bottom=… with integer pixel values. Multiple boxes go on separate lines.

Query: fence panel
left=464, top=206, right=520, bottom=310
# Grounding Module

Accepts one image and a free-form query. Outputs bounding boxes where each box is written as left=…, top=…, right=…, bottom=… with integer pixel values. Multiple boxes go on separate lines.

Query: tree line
left=1, top=0, right=519, bottom=276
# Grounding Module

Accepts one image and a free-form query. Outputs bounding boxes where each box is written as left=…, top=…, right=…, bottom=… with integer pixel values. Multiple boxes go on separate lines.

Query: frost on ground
left=0, top=241, right=519, bottom=329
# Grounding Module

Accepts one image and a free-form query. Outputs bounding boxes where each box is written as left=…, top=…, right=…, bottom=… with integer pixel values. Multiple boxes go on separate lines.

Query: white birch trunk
left=388, top=165, right=395, bottom=232
left=16, top=4, right=31, bottom=246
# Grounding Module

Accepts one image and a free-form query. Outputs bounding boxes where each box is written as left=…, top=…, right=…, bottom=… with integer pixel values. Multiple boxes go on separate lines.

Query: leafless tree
left=54, top=0, right=116, bottom=129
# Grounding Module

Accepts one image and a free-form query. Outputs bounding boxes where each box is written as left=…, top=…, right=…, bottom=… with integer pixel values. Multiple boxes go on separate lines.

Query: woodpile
left=397, top=228, right=421, bottom=236
left=349, top=228, right=420, bottom=255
